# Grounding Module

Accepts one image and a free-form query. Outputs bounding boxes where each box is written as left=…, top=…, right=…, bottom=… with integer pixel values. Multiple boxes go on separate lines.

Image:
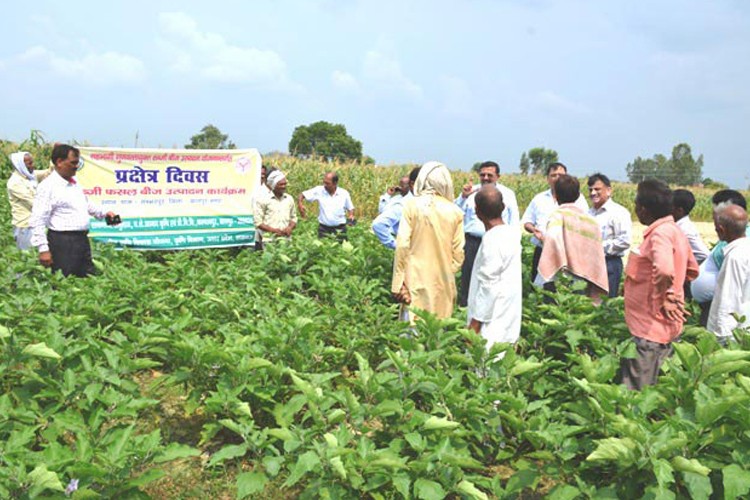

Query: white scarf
left=266, top=170, right=286, bottom=190
left=10, top=151, right=36, bottom=186
left=414, top=161, right=453, bottom=200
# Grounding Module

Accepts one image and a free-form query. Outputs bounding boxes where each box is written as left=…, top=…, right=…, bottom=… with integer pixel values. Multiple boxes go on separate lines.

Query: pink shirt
left=624, top=216, right=699, bottom=344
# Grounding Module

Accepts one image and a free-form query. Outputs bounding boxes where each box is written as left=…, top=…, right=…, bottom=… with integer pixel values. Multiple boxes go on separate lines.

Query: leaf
left=330, top=456, right=347, bottom=479
left=546, top=484, right=581, bottom=500
left=23, top=342, right=62, bottom=360
left=681, top=471, right=712, bottom=500
left=414, top=478, right=446, bottom=500
left=127, top=468, right=165, bottom=487
left=510, top=360, right=545, bottom=376
left=0, top=325, right=9, bottom=339
left=422, top=416, right=460, bottom=431
left=392, top=474, right=411, bottom=498
left=723, top=464, right=750, bottom=500
left=208, top=443, right=248, bottom=467
left=237, top=471, right=267, bottom=499
left=27, top=464, right=64, bottom=498
left=456, top=479, right=489, bottom=500
left=153, top=443, right=201, bottom=463
left=671, top=457, right=710, bottom=476
left=652, top=458, right=675, bottom=487
left=672, top=342, right=700, bottom=367
left=282, top=451, right=320, bottom=488
left=586, top=438, right=638, bottom=466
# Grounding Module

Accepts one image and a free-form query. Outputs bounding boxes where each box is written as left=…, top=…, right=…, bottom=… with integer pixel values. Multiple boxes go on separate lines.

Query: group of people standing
left=7, top=148, right=750, bottom=389
left=376, top=160, right=749, bottom=390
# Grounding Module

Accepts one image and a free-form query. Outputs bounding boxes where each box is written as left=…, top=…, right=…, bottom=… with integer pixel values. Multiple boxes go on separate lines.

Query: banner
left=77, top=147, right=261, bottom=250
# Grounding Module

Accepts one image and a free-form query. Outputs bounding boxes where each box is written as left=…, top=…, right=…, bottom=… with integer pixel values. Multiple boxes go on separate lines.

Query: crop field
left=2, top=141, right=750, bottom=498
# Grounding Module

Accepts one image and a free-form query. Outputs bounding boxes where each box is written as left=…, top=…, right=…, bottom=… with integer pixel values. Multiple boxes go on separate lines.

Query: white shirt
left=455, top=183, right=520, bottom=237
left=378, top=192, right=402, bottom=213
left=466, top=224, right=523, bottom=348
left=302, top=185, right=354, bottom=226
left=707, top=237, right=750, bottom=340
left=29, top=171, right=106, bottom=252
left=521, top=189, right=589, bottom=247
left=588, top=198, right=632, bottom=257
left=676, top=215, right=710, bottom=263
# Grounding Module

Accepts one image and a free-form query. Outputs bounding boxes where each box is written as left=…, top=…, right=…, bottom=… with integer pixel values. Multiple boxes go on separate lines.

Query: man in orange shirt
left=621, top=179, right=699, bottom=390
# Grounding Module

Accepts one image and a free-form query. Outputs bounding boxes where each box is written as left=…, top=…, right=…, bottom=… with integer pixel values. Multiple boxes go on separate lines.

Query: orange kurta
left=624, top=215, right=699, bottom=343
left=391, top=195, right=465, bottom=319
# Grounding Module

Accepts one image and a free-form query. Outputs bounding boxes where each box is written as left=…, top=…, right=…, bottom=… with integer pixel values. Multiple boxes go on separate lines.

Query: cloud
left=331, top=70, right=359, bottom=91
left=158, top=12, right=296, bottom=88
left=535, top=90, right=589, bottom=114
left=362, top=50, right=422, bottom=98
left=13, top=45, right=146, bottom=85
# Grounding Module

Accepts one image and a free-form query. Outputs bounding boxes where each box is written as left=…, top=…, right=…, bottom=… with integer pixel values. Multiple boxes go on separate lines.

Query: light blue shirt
left=372, top=192, right=412, bottom=249
left=302, top=185, right=354, bottom=226
left=454, top=183, right=519, bottom=237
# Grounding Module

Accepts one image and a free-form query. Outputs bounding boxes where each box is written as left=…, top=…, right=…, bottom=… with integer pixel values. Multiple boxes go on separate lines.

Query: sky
left=2, top=0, right=749, bottom=188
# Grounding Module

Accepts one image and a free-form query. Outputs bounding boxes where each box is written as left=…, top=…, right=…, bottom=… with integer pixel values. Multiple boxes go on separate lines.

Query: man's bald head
left=715, top=203, right=748, bottom=242
left=475, top=185, right=505, bottom=223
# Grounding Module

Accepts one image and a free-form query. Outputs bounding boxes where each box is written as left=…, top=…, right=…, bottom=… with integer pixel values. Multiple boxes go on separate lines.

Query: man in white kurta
left=707, top=204, right=750, bottom=343
left=467, top=185, right=522, bottom=348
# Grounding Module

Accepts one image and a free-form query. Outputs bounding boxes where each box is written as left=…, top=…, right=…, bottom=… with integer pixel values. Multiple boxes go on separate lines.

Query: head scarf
left=266, top=170, right=286, bottom=190
left=10, top=151, right=36, bottom=185
left=413, top=161, right=453, bottom=200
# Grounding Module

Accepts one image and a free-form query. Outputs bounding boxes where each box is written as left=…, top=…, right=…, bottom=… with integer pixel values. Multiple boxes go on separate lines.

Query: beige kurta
left=7, top=169, right=52, bottom=227
left=391, top=195, right=465, bottom=319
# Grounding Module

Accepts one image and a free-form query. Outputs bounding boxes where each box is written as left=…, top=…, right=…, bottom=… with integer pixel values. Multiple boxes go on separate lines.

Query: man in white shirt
left=467, top=185, right=522, bottom=351
left=29, top=144, right=120, bottom=277
left=707, top=204, right=750, bottom=343
left=521, top=162, right=588, bottom=282
left=298, top=171, right=355, bottom=240
left=455, top=161, right=519, bottom=307
left=587, top=173, right=632, bottom=297
left=673, top=189, right=710, bottom=264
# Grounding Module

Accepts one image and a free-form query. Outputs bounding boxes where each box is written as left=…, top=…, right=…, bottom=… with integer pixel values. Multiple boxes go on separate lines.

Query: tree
left=524, top=147, right=559, bottom=175
left=288, top=121, right=363, bottom=162
left=518, top=152, right=530, bottom=175
left=185, top=124, right=236, bottom=149
left=625, top=143, right=703, bottom=185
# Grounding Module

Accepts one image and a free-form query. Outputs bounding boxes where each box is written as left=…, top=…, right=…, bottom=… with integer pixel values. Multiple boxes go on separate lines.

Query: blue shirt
left=372, top=192, right=412, bottom=249
left=455, top=183, right=519, bottom=237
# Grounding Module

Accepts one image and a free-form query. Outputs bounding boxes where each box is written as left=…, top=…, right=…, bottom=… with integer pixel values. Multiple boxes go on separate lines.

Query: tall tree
left=288, top=121, right=363, bottom=162
left=525, top=147, right=559, bottom=175
left=625, top=143, right=703, bottom=185
left=185, top=124, right=236, bottom=149
left=518, top=152, right=530, bottom=175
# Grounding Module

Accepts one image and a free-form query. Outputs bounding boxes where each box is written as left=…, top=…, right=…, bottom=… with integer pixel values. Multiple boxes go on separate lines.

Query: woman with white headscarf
left=7, top=151, right=50, bottom=250
left=391, top=161, right=465, bottom=321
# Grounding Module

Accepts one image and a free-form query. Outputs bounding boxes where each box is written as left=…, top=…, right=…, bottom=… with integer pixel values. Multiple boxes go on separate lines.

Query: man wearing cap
left=298, top=171, right=355, bottom=240
left=29, top=144, right=120, bottom=277
left=254, top=169, right=297, bottom=249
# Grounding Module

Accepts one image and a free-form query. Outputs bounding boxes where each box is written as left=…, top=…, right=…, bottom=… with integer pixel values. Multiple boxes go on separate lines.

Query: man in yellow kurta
left=391, top=161, right=465, bottom=320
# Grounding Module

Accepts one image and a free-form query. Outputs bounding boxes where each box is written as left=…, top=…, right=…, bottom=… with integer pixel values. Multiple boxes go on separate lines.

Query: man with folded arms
left=254, top=169, right=297, bottom=249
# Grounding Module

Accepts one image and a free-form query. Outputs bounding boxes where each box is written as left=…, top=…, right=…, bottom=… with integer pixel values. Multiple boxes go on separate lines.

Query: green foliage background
left=1, top=136, right=750, bottom=498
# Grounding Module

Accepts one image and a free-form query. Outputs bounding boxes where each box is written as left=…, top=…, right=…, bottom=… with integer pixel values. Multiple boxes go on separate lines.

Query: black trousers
left=531, top=245, right=543, bottom=283
left=458, top=234, right=483, bottom=307
left=318, top=223, right=347, bottom=241
left=48, top=229, right=95, bottom=277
